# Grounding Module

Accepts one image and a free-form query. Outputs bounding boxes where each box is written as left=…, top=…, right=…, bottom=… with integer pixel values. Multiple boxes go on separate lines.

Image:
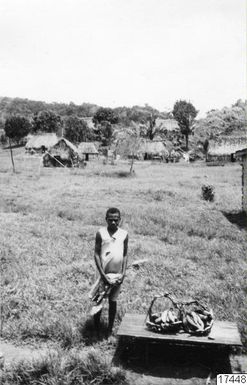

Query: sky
left=0, top=0, right=246, bottom=117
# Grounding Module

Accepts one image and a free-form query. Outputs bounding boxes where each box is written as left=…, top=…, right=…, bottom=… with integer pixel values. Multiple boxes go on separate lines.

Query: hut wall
left=207, top=154, right=231, bottom=163
left=88, top=153, right=98, bottom=160
left=243, top=155, right=247, bottom=213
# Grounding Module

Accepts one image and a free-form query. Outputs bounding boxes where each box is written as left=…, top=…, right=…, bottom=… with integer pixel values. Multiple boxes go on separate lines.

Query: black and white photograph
left=0, top=0, right=246, bottom=383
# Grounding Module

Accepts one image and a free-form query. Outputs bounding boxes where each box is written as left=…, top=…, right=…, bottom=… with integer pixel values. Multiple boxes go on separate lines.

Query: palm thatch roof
left=141, top=140, right=169, bottom=156
left=25, top=134, right=78, bottom=153
left=25, top=133, right=58, bottom=150
left=78, top=142, right=98, bottom=154
left=155, top=118, right=179, bottom=131
left=208, top=137, right=247, bottom=156
left=50, top=138, right=79, bottom=154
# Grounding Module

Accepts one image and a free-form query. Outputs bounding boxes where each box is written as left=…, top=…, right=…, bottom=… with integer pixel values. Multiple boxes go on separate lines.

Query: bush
left=201, top=184, right=215, bottom=202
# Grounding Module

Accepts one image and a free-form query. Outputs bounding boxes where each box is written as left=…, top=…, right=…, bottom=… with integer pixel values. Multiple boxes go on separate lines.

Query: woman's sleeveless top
left=99, top=227, right=127, bottom=273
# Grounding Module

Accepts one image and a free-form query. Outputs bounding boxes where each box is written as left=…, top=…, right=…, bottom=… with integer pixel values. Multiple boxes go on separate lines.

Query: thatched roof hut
left=49, top=138, right=78, bottom=155
left=25, top=133, right=58, bottom=153
left=208, top=137, right=247, bottom=162
left=78, top=142, right=98, bottom=161
left=141, top=140, right=169, bottom=160
left=43, top=138, right=79, bottom=167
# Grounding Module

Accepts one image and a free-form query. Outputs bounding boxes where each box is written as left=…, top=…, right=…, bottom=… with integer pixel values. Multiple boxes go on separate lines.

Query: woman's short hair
left=106, top=207, right=121, bottom=218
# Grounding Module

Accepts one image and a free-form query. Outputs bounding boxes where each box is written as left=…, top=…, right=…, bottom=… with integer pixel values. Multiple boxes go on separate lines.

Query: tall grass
left=1, top=348, right=128, bottom=385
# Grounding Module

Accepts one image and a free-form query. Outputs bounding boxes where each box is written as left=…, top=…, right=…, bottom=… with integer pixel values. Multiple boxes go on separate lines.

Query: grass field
left=0, top=147, right=246, bottom=384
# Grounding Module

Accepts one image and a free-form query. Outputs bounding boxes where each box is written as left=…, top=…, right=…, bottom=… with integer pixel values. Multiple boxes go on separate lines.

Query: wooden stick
left=45, top=152, right=65, bottom=167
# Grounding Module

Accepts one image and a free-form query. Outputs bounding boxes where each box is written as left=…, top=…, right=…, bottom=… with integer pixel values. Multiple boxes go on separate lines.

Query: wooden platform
left=117, top=313, right=242, bottom=348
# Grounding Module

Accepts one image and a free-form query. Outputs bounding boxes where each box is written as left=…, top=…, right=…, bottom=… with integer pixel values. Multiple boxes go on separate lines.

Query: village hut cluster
left=24, top=122, right=183, bottom=168
left=3, top=112, right=245, bottom=215
left=25, top=134, right=99, bottom=168
left=24, top=118, right=247, bottom=174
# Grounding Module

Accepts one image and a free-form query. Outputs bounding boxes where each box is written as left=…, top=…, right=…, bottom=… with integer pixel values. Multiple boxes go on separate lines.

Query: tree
left=93, top=107, right=119, bottom=125
left=5, top=116, right=31, bottom=143
left=192, top=99, right=247, bottom=160
left=172, top=100, right=198, bottom=150
left=5, top=116, right=31, bottom=172
left=146, top=113, right=158, bottom=140
left=64, top=116, right=93, bottom=143
left=92, top=107, right=119, bottom=145
left=94, top=120, right=114, bottom=146
left=194, top=100, right=247, bottom=142
left=203, top=139, right=209, bottom=161
left=116, top=122, right=144, bottom=173
left=32, top=110, right=62, bottom=134
left=114, top=104, right=158, bottom=127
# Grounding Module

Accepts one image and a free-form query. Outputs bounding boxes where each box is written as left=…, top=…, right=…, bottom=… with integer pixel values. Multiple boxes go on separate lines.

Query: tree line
left=1, top=96, right=246, bottom=151
left=1, top=97, right=199, bottom=148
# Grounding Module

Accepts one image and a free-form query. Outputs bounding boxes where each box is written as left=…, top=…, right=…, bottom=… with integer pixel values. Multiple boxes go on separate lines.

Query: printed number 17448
left=217, top=374, right=247, bottom=384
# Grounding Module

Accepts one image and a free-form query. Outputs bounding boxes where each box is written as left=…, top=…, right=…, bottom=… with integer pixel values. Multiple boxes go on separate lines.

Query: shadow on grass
left=222, top=211, right=247, bottom=230
left=93, top=170, right=136, bottom=178
left=78, top=318, right=109, bottom=345
left=113, top=340, right=232, bottom=380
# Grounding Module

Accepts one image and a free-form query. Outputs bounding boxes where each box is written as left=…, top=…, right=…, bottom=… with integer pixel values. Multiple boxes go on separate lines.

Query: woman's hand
left=105, top=273, right=122, bottom=285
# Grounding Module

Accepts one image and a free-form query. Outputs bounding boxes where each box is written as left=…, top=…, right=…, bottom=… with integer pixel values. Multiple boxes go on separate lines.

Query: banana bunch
left=182, top=308, right=213, bottom=335
left=147, top=308, right=182, bottom=332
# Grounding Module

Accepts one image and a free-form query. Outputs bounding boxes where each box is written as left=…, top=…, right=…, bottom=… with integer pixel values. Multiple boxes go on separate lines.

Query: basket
left=145, top=293, right=183, bottom=333
left=180, top=300, right=214, bottom=336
